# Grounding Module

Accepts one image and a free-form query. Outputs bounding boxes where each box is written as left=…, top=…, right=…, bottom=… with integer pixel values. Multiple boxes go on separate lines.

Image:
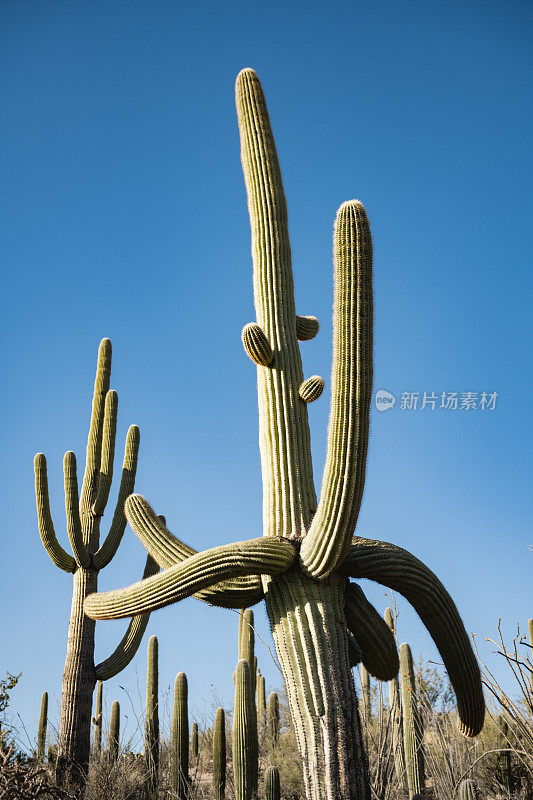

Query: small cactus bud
left=299, top=376, right=325, bottom=403
left=242, top=323, right=274, bottom=366
left=296, top=315, right=319, bottom=340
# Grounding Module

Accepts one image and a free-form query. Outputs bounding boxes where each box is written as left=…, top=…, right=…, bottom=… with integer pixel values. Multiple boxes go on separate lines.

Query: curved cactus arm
left=94, top=554, right=159, bottom=681
left=92, top=390, right=118, bottom=517
left=124, top=494, right=265, bottom=608
left=344, top=582, right=399, bottom=681
left=300, top=200, right=373, bottom=579
left=34, top=453, right=76, bottom=573
left=85, top=536, right=296, bottom=620
left=63, top=452, right=90, bottom=569
left=92, top=424, right=140, bottom=569
left=343, top=537, right=485, bottom=736
left=79, top=338, right=112, bottom=533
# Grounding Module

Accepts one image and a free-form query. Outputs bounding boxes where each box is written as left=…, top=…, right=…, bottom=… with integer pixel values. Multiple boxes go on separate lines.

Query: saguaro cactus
left=459, top=778, right=481, bottom=800
left=360, top=666, right=371, bottom=725
left=400, top=643, right=425, bottom=799
left=34, top=339, right=158, bottom=786
left=37, top=692, right=48, bottom=762
left=92, top=681, right=103, bottom=755
left=267, top=692, right=279, bottom=745
left=145, top=635, right=159, bottom=797
left=265, top=766, right=281, bottom=800
left=213, top=707, right=226, bottom=800
left=385, top=608, right=406, bottom=792
left=233, top=659, right=254, bottom=800
left=257, top=675, right=266, bottom=722
left=108, top=700, right=120, bottom=763
left=171, top=672, right=189, bottom=800
left=84, top=70, right=485, bottom=800
left=191, top=722, right=199, bottom=761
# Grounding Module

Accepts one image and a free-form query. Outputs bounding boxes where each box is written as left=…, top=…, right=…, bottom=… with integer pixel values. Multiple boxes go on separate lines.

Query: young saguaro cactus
left=400, top=643, right=425, bottom=799
left=265, top=766, right=281, bottom=800
left=267, top=692, right=280, bottom=745
left=459, top=778, right=481, bottom=800
left=384, top=608, right=406, bottom=793
left=34, top=340, right=158, bottom=787
left=107, top=700, right=120, bottom=764
left=171, top=672, right=189, bottom=800
left=37, top=692, right=48, bottom=763
left=145, top=635, right=159, bottom=797
left=233, top=659, right=254, bottom=800
left=84, top=70, right=485, bottom=800
left=92, top=681, right=103, bottom=755
left=213, top=707, right=226, bottom=800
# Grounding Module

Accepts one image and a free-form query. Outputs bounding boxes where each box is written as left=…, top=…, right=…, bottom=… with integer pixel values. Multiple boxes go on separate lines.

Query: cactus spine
left=33, top=340, right=157, bottom=787
left=171, top=672, right=189, bottom=800
left=233, top=659, right=254, bottom=800
left=145, top=635, right=159, bottom=797
left=400, top=643, right=425, bottom=799
left=459, top=778, right=480, bottom=800
left=265, top=766, right=281, bottom=800
left=92, top=680, right=103, bottom=755
left=213, top=707, right=226, bottom=800
left=84, top=69, right=485, bottom=800
left=37, top=692, right=48, bottom=762
left=385, top=608, right=406, bottom=792
left=108, top=700, right=120, bottom=763
left=267, top=692, right=279, bottom=745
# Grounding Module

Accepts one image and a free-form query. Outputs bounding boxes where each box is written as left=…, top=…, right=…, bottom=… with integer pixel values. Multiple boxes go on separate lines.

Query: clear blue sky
left=1, top=0, right=531, bottom=751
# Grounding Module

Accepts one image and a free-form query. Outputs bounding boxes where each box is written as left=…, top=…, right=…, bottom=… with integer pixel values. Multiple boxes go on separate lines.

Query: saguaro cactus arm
left=94, top=555, right=159, bottom=680
left=343, top=537, right=484, bottom=736
left=300, top=200, right=373, bottom=579
left=236, top=67, right=317, bottom=540
left=92, top=390, right=118, bottom=517
left=85, top=537, right=296, bottom=619
left=79, top=338, right=112, bottom=550
left=34, top=454, right=76, bottom=573
left=344, top=582, right=399, bottom=680
left=124, top=494, right=264, bottom=608
left=92, top=424, right=140, bottom=569
left=63, top=452, right=90, bottom=569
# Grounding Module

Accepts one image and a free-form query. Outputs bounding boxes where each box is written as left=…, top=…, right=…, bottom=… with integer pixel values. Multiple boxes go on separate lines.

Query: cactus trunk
left=265, top=570, right=368, bottom=800
left=55, top=568, right=98, bottom=786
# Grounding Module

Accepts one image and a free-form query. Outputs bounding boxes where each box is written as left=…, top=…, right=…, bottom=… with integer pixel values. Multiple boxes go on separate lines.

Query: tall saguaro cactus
left=34, top=340, right=158, bottom=786
left=84, top=70, right=485, bottom=800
